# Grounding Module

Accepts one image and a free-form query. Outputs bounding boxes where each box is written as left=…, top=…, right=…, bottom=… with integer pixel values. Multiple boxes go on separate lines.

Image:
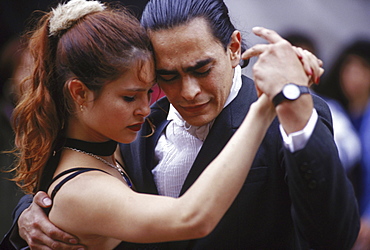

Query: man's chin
left=182, top=114, right=214, bottom=127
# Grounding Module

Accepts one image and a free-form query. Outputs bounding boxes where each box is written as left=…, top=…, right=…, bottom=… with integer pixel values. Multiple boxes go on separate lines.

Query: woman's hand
left=292, top=46, right=324, bottom=86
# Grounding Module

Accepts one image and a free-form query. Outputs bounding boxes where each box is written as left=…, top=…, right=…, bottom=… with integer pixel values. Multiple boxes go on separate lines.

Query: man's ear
left=67, top=79, right=89, bottom=106
left=229, top=30, right=242, bottom=68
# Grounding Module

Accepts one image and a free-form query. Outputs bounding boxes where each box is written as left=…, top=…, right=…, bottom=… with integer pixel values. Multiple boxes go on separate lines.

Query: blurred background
left=224, top=0, right=370, bottom=76
left=1, top=0, right=370, bottom=241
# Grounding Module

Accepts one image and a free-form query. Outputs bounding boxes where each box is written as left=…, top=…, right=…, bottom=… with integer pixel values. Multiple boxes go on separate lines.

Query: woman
left=11, top=0, right=276, bottom=248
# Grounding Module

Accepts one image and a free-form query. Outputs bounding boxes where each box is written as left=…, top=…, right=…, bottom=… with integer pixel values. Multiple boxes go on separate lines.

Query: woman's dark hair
left=141, top=0, right=249, bottom=67
left=315, top=39, right=370, bottom=109
left=12, top=2, right=152, bottom=193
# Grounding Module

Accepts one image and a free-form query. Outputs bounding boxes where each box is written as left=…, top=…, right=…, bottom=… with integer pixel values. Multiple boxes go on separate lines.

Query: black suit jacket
left=120, top=76, right=359, bottom=249
left=1, top=76, right=359, bottom=250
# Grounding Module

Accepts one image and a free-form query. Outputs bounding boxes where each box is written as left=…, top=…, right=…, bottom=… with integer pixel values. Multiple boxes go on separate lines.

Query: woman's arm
left=48, top=94, right=275, bottom=244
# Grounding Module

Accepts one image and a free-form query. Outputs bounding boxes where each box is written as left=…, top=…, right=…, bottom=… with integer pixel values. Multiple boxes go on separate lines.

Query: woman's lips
left=127, top=123, right=143, bottom=132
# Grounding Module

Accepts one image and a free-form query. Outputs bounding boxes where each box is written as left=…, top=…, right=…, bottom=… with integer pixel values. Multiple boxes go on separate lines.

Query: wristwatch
left=272, top=83, right=310, bottom=107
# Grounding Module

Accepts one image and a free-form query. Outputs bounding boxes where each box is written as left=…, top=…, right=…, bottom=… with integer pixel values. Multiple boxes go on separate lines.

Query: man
left=118, top=1, right=359, bottom=249
left=2, top=0, right=359, bottom=249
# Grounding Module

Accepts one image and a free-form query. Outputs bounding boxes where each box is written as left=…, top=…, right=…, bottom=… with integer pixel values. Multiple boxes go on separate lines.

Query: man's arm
left=284, top=96, right=360, bottom=248
left=1, top=191, right=85, bottom=250
left=242, top=27, right=360, bottom=248
left=1, top=194, right=32, bottom=249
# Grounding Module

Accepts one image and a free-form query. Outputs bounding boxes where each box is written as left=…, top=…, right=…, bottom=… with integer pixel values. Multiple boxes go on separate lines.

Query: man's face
left=150, top=18, right=240, bottom=126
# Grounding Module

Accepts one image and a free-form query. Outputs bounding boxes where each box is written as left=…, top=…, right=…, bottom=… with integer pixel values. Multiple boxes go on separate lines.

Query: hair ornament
left=49, top=0, right=105, bottom=36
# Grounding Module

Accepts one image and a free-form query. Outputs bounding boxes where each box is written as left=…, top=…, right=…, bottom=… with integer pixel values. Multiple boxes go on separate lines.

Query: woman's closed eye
left=124, top=89, right=153, bottom=103
left=157, top=74, right=178, bottom=82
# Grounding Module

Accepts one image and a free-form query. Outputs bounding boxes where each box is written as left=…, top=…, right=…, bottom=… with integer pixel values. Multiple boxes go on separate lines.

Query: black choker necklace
left=64, top=138, right=117, bottom=156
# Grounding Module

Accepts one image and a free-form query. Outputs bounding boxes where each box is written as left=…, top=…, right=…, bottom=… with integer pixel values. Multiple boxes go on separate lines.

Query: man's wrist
left=280, top=108, right=318, bottom=152
left=272, top=83, right=310, bottom=107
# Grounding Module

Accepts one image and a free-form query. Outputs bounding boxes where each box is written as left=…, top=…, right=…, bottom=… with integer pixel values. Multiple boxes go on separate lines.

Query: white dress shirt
left=153, top=65, right=318, bottom=197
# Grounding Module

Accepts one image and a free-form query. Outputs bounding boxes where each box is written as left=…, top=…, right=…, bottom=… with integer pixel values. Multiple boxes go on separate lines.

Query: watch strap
left=272, top=84, right=310, bottom=107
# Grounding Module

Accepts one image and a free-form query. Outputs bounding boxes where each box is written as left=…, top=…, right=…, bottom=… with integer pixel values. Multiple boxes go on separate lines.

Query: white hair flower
left=49, top=0, right=105, bottom=36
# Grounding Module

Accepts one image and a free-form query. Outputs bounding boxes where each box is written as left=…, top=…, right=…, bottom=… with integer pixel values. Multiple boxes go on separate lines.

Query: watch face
left=282, top=84, right=300, bottom=100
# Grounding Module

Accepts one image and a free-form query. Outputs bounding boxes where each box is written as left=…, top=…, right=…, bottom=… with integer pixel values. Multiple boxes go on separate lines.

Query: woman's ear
left=67, top=79, right=88, bottom=106
left=229, top=30, right=242, bottom=68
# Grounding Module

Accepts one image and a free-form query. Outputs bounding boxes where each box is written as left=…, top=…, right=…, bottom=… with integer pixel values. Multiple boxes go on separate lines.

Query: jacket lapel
left=180, top=76, right=257, bottom=195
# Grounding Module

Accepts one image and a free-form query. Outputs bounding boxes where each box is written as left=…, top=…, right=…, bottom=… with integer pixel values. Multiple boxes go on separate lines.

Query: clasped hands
left=244, top=27, right=324, bottom=134
left=243, top=26, right=323, bottom=100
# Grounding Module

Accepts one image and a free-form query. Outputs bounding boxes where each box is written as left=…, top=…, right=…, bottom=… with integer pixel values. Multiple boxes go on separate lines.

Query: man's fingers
left=38, top=219, right=81, bottom=246
left=22, top=212, right=83, bottom=249
left=21, top=223, right=53, bottom=250
left=33, top=227, right=85, bottom=250
left=28, top=236, right=84, bottom=250
left=27, top=233, right=54, bottom=250
left=242, top=44, right=269, bottom=60
left=19, top=193, right=84, bottom=249
left=252, top=27, right=284, bottom=44
left=34, top=191, right=52, bottom=208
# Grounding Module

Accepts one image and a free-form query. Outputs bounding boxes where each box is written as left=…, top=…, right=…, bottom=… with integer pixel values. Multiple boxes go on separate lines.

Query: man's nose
left=181, top=76, right=201, bottom=100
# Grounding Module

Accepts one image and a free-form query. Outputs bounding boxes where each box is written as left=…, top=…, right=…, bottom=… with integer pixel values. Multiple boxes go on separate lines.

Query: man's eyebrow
left=184, top=58, right=214, bottom=73
left=156, top=58, right=214, bottom=75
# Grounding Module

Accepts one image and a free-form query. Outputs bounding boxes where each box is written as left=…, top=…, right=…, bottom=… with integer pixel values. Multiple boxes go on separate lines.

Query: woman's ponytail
left=12, top=14, right=62, bottom=194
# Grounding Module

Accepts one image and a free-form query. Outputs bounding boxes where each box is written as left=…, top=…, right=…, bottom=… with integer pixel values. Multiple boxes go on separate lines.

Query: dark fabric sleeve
left=285, top=95, right=360, bottom=249
left=0, top=194, right=33, bottom=249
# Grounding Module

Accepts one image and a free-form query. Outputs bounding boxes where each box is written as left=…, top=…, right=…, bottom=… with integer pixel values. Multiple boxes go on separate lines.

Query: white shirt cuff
left=279, top=109, right=318, bottom=152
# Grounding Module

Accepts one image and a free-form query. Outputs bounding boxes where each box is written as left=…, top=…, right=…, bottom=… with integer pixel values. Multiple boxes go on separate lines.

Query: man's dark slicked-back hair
left=141, top=0, right=249, bottom=67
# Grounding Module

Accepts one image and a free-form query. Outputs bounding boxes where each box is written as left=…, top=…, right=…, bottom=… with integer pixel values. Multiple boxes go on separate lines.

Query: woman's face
left=340, top=54, right=370, bottom=102
left=80, top=59, right=154, bottom=143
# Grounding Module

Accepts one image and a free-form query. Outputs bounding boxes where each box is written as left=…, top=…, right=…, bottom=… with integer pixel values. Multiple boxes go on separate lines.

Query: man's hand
left=242, top=27, right=323, bottom=100
left=241, top=27, right=324, bottom=134
left=18, top=191, right=85, bottom=249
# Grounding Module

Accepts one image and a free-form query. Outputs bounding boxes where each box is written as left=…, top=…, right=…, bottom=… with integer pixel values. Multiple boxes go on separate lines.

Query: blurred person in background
left=315, top=40, right=370, bottom=250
